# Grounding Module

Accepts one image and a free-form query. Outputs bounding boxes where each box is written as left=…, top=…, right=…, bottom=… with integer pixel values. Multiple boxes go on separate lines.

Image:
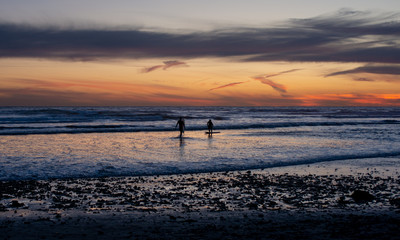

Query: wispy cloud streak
left=208, top=82, right=247, bottom=91
left=142, top=60, right=188, bottom=73
left=142, top=65, right=164, bottom=73
left=1, top=10, right=399, bottom=63
left=253, top=77, right=287, bottom=94
left=326, top=65, right=400, bottom=77
left=354, top=77, right=375, bottom=82
left=263, top=69, right=301, bottom=78
left=209, top=69, right=297, bottom=94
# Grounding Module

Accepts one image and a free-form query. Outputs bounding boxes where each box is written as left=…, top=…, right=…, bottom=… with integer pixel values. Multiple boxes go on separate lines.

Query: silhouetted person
left=207, top=119, right=214, bottom=134
left=176, top=117, right=185, bottom=137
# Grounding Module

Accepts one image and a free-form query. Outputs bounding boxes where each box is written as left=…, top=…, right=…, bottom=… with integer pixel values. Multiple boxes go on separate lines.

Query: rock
left=247, top=202, right=258, bottom=210
left=389, top=198, right=400, bottom=208
left=0, top=203, right=7, bottom=211
left=11, top=200, right=24, bottom=208
left=351, top=190, right=374, bottom=203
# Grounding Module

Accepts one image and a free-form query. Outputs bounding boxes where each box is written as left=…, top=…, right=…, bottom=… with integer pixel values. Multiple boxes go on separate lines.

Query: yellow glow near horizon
left=1, top=58, right=399, bottom=106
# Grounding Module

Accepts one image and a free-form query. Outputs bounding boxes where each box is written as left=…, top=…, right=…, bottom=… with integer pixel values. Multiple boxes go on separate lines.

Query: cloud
left=209, top=69, right=296, bottom=95
left=354, top=77, right=375, bottom=82
left=141, top=65, right=164, bottom=73
left=142, top=60, right=188, bottom=73
left=1, top=10, right=399, bottom=63
left=253, top=77, right=287, bottom=94
left=252, top=69, right=299, bottom=95
left=326, top=65, right=400, bottom=77
left=163, top=60, right=187, bottom=69
left=208, top=81, right=247, bottom=91
left=263, top=69, right=301, bottom=78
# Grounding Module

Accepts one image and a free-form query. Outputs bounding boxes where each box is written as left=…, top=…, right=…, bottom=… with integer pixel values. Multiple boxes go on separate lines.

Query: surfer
left=207, top=119, right=214, bottom=134
left=176, top=117, right=185, bottom=137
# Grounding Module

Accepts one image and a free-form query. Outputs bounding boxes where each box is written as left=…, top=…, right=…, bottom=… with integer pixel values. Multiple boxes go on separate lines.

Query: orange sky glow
left=1, top=7, right=399, bottom=106
left=1, top=57, right=399, bottom=106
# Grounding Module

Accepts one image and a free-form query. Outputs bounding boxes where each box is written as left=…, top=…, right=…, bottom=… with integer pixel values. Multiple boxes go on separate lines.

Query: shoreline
left=1, top=159, right=400, bottom=239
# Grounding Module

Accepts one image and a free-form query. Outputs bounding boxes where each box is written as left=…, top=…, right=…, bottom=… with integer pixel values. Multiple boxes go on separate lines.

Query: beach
left=1, top=107, right=400, bottom=239
left=1, top=0, right=400, bottom=236
left=1, top=159, right=400, bottom=240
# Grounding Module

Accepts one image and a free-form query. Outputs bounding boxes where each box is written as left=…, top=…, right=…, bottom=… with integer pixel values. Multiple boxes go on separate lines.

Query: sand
left=1, top=159, right=400, bottom=240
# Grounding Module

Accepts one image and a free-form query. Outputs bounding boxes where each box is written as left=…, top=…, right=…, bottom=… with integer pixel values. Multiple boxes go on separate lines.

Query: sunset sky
left=1, top=0, right=400, bottom=106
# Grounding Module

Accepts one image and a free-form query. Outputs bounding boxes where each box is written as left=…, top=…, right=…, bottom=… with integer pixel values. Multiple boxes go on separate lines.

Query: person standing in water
left=176, top=117, right=185, bottom=137
left=207, top=119, right=214, bottom=134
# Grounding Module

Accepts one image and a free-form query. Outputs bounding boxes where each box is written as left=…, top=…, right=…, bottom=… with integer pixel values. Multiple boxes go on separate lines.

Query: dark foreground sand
left=1, top=162, right=400, bottom=240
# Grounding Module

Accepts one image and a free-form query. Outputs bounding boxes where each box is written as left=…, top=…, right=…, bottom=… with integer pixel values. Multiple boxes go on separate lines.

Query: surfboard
left=205, top=131, right=220, bottom=134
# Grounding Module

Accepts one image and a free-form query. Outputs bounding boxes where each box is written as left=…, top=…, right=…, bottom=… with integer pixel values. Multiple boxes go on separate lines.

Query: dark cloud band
left=326, top=65, right=400, bottom=77
left=1, top=10, right=399, bottom=63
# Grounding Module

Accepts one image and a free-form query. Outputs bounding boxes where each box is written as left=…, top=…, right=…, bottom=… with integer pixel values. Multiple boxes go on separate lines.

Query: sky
left=1, top=0, right=400, bottom=106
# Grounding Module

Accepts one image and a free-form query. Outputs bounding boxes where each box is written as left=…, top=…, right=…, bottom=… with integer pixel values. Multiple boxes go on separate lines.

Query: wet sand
left=1, top=160, right=400, bottom=240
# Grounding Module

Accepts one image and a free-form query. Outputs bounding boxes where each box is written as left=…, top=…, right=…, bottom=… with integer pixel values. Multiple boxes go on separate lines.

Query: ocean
left=0, top=106, right=399, bottom=180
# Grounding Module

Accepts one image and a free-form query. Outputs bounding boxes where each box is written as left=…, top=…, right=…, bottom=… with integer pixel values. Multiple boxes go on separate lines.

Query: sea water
left=0, top=107, right=399, bottom=180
